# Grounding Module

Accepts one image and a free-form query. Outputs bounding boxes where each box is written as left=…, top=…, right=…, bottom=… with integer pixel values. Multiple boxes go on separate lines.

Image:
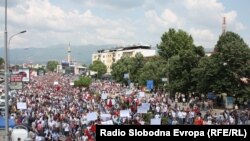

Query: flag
left=147, top=80, right=154, bottom=90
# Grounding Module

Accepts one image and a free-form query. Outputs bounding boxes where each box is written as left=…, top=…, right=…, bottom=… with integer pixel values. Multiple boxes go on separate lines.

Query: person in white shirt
left=155, top=114, right=160, bottom=119
left=81, top=134, right=88, bottom=141
left=172, top=118, right=178, bottom=125
left=63, top=122, right=70, bottom=137
left=35, top=135, right=45, bottom=141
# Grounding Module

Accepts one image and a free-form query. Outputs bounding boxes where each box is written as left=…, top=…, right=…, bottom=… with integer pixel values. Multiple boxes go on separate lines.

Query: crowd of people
left=2, top=72, right=249, bottom=141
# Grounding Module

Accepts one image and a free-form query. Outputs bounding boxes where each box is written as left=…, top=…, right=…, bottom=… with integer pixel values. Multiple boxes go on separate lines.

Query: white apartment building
left=92, top=45, right=156, bottom=74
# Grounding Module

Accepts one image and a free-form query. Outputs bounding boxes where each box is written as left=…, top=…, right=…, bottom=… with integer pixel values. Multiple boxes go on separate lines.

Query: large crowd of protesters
left=1, top=72, right=249, bottom=141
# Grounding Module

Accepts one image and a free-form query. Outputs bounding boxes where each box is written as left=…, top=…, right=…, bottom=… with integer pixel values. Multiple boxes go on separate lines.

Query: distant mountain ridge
left=0, top=44, right=113, bottom=65
left=0, top=45, right=214, bottom=65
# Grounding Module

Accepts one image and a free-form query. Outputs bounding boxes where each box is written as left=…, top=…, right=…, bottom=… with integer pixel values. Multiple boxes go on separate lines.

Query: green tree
left=196, top=31, right=250, bottom=97
left=157, top=28, right=194, bottom=60
left=192, top=56, right=215, bottom=94
left=111, top=56, right=134, bottom=83
left=74, top=76, right=92, bottom=87
left=46, top=60, right=59, bottom=72
left=138, top=56, right=167, bottom=87
left=130, top=53, right=145, bottom=83
left=157, top=28, right=205, bottom=95
left=37, top=67, right=46, bottom=75
left=0, top=57, right=4, bottom=69
left=89, top=60, right=107, bottom=78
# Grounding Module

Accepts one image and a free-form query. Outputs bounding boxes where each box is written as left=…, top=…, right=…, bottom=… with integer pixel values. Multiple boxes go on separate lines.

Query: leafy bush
left=143, top=112, right=153, bottom=124
left=74, top=76, right=92, bottom=87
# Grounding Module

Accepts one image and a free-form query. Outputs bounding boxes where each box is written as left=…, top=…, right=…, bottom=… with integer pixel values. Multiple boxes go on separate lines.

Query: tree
left=46, top=60, right=59, bottom=72
left=89, top=60, right=107, bottom=78
left=130, top=53, right=145, bottom=83
left=157, top=28, right=205, bottom=95
left=74, top=76, right=92, bottom=88
left=0, top=57, right=4, bottom=69
left=157, top=28, right=194, bottom=60
left=196, top=31, right=250, bottom=97
left=138, top=56, right=167, bottom=87
left=37, top=67, right=46, bottom=75
left=111, top=56, right=134, bottom=83
left=192, top=56, right=216, bottom=94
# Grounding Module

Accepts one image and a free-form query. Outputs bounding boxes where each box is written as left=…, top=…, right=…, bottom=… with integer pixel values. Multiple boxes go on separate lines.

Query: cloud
left=223, top=11, right=246, bottom=31
left=0, top=0, right=21, bottom=7
left=183, top=0, right=224, bottom=28
left=182, top=0, right=246, bottom=48
left=0, top=0, right=248, bottom=51
left=145, top=9, right=181, bottom=32
left=1, top=0, right=135, bottom=48
left=183, top=0, right=245, bottom=31
left=76, top=0, right=146, bottom=10
left=189, top=28, right=215, bottom=47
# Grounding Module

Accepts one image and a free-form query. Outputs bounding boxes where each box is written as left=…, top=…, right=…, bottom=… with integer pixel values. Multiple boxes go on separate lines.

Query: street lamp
left=4, top=0, right=8, bottom=141
left=4, top=30, right=26, bottom=140
left=8, top=30, right=27, bottom=46
left=8, top=30, right=27, bottom=67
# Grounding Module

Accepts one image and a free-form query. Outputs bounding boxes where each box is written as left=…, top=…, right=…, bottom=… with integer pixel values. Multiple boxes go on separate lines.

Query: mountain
left=0, top=45, right=214, bottom=65
left=0, top=44, right=113, bottom=65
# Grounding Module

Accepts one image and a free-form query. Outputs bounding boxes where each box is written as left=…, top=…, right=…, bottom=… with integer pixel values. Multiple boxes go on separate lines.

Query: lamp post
left=8, top=31, right=27, bottom=46
left=7, top=30, right=27, bottom=66
left=4, top=30, right=26, bottom=141
left=4, top=0, right=26, bottom=138
left=8, top=30, right=27, bottom=67
left=4, top=0, right=8, bottom=141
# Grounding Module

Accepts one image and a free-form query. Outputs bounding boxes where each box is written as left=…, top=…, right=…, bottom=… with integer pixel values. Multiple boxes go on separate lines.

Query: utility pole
left=4, top=0, right=9, bottom=140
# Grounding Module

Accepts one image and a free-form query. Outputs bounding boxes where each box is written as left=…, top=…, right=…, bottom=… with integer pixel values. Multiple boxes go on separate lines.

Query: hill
left=0, top=44, right=112, bottom=65
left=0, top=45, right=214, bottom=65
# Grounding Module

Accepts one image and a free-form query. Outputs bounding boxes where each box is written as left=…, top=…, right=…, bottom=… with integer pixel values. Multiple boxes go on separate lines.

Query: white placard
left=101, top=93, right=107, bottom=100
left=150, top=118, right=161, bottom=125
left=54, top=81, right=58, bottom=85
left=17, top=102, right=27, bottom=110
left=102, top=120, right=113, bottom=125
left=141, top=103, right=150, bottom=110
left=111, top=99, right=116, bottom=105
left=87, top=112, right=98, bottom=121
left=139, top=92, right=145, bottom=97
left=137, top=107, right=148, bottom=114
left=100, top=114, right=111, bottom=121
left=120, top=110, right=130, bottom=117
left=126, top=90, right=132, bottom=95
left=161, top=78, right=168, bottom=82
left=70, top=82, right=74, bottom=86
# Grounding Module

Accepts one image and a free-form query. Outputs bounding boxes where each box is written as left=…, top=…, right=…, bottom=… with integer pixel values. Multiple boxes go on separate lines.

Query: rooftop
left=97, top=44, right=152, bottom=53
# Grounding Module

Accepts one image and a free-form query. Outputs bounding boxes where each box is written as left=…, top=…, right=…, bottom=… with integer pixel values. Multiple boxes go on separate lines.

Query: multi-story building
left=92, top=45, right=156, bottom=74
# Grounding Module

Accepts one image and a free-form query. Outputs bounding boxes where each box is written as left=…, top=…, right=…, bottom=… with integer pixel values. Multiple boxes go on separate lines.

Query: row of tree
left=1, top=28, right=249, bottom=98
left=111, top=29, right=250, bottom=98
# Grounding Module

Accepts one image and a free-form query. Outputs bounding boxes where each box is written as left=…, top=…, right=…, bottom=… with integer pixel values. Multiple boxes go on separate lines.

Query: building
left=92, top=44, right=156, bottom=73
left=57, top=44, right=87, bottom=75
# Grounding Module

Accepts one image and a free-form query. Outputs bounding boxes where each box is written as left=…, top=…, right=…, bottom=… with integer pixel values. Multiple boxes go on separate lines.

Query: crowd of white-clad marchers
left=2, top=72, right=249, bottom=141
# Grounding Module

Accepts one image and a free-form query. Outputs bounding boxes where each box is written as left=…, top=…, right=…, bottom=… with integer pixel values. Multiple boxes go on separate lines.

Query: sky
left=0, top=0, right=249, bottom=50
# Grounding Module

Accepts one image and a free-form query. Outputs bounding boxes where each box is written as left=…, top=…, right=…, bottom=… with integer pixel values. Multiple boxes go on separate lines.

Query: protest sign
left=150, top=118, right=161, bottom=125
left=120, top=110, right=130, bottom=117
left=100, top=114, right=111, bottom=121
left=87, top=112, right=98, bottom=121
left=17, top=102, right=27, bottom=110
left=101, top=93, right=108, bottom=100
left=101, top=120, right=113, bottom=125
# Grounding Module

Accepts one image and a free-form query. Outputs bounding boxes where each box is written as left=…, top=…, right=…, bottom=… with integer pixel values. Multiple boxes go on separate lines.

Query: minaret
left=222, top=16, right=226, bottom=34
left=67, top=43, right=71, bottom=63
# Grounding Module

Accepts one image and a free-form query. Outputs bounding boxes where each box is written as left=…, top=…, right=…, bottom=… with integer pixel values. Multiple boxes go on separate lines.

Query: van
left=11, top=125, right=29, bottom=141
